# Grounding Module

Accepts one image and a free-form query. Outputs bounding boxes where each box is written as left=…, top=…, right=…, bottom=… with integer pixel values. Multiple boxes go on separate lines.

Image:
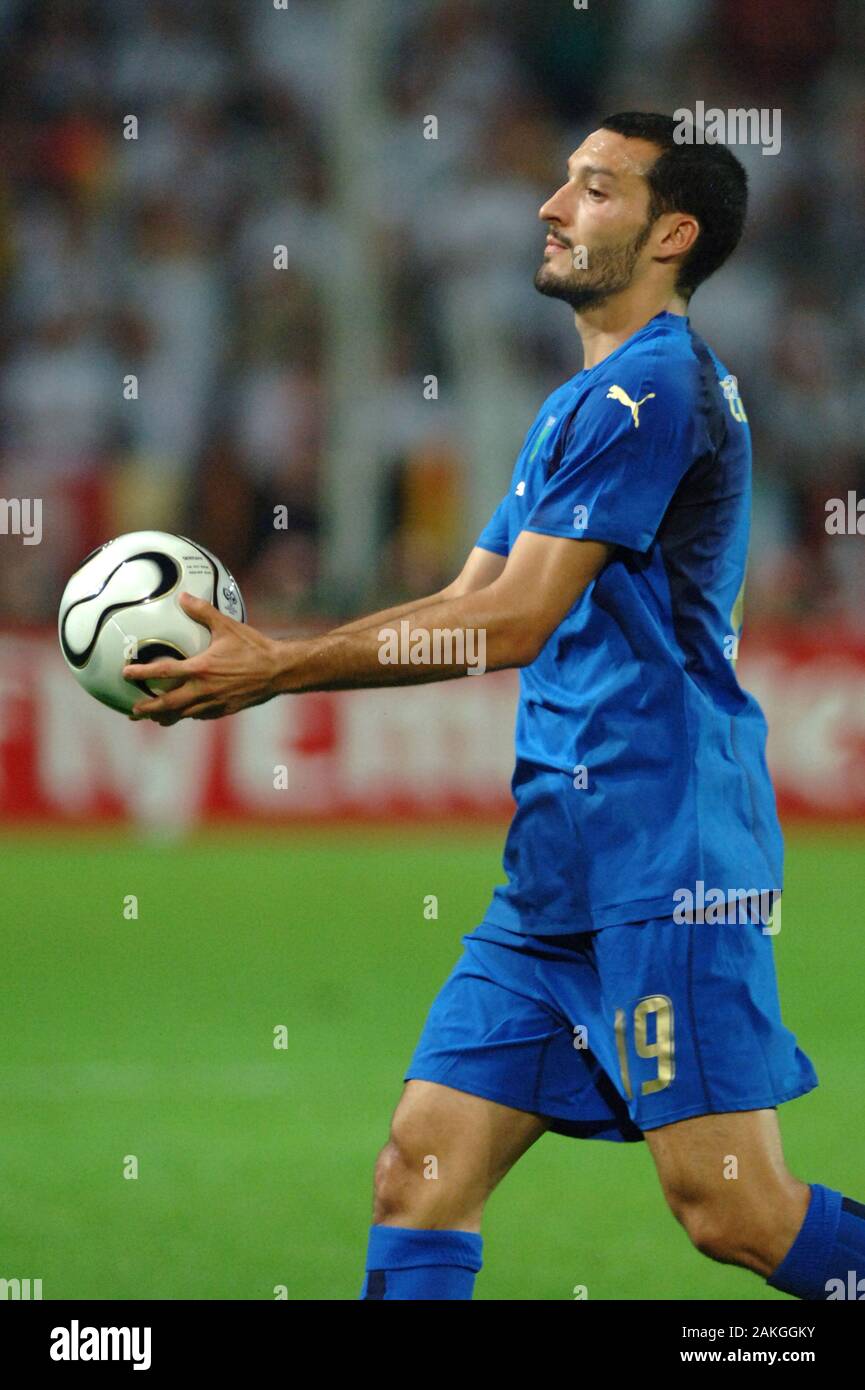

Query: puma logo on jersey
left=606, top=384, right=656, bottom=429
left=515, top=480, right=526, bottom=496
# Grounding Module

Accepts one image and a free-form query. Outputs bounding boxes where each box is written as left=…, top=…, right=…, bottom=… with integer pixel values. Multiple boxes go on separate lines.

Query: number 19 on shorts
left=614, top=995, right=675, bottom=1099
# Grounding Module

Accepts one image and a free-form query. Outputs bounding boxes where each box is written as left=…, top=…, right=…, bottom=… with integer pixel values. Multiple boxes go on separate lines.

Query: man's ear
left=655, top=211, right=700, bottom=265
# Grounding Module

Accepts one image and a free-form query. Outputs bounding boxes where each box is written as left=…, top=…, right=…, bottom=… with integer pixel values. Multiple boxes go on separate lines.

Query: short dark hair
left=599, top=111, right=748, bottom=298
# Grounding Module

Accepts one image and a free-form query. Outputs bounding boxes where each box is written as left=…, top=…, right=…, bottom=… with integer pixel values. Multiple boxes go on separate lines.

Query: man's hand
left=124, top=593, right=282, bottom=726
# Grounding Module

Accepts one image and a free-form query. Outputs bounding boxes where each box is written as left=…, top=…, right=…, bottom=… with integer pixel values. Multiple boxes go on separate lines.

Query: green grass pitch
left=1, top=824, right=863, bottom=1301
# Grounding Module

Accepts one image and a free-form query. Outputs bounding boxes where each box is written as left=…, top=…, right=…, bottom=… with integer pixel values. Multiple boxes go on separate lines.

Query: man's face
left=534, top=129, right=661, bottom=310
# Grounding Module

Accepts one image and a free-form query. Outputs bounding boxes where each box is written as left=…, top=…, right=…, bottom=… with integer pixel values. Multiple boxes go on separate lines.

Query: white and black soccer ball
left=58, top=530, right=246, bottom=714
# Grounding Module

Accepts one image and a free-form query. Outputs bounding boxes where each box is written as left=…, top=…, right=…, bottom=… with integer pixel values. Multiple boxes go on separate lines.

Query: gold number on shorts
left=634, top=995, right=675, bottom=1094
left=614, top=1008, right=632, bottom=1099
left=615, top=995, right=675, bottom=1098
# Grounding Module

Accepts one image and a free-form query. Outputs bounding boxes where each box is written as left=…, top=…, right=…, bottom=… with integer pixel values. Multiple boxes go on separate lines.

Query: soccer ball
left=58, top=530, right=245, bottom=714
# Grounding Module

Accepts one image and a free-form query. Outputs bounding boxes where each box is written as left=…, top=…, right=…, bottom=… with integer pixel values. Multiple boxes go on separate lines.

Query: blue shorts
left=406, top=917, right=818, bottom=1140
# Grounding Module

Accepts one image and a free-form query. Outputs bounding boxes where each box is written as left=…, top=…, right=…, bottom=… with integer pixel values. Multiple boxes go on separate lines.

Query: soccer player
left=126, top=112, right=865, bottom=1302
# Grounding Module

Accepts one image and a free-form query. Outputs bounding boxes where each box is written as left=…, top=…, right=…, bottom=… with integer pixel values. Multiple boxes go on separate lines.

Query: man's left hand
left=123, top=592, right=282, bottom=726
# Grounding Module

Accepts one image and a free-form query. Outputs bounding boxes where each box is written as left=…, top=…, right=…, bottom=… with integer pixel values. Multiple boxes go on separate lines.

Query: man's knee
left=665, top=1177, right=810, bottom=1274
left=371, top=1109, right=480, bottom=1227
left=372, top=1136, right=419, bottom=1223
left=371, top=1080, right=545, bottom=1228
left=647, top=1112, right=812, bottom=1275
left=671, top=1195, right=742, bottom=1265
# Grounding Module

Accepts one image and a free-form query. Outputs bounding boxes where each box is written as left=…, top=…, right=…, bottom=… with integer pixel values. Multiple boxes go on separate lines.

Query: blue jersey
left=476, top=310, right=783, bottom=933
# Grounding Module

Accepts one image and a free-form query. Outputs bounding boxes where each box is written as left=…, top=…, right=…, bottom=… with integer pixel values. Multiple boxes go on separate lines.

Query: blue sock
left=767, top=1184, right=865, bottom=1299
left=360, top=1224, right=483, bottom=1300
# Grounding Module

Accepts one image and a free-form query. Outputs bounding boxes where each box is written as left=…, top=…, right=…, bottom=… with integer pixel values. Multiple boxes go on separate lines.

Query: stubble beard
left=534, top=219, right=654, bottom=311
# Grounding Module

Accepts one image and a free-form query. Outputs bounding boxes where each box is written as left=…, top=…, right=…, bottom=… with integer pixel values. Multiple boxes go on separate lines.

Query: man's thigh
left=644, top=1106, right=792, bottom=1202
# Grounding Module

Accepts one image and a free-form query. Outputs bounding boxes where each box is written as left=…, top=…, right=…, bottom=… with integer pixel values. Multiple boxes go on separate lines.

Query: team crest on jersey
left=606, top=384, right=656, bottom=429
left=528, top=414, right=558, bottom=463
left=720, top=374, right=748, bottom=423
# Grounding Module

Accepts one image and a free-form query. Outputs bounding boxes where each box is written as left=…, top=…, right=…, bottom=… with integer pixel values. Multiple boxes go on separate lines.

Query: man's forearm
left=328, top=589, right=450, bottom=636
left=272, top=587, right=534, bottom=694
left=125, top=532, right=605, bottom=721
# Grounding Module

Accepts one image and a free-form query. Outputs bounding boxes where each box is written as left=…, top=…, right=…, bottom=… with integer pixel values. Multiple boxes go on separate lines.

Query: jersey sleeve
left=475, top=494, right=510, bottom=556
left=522, top=360, right=698, bottom=554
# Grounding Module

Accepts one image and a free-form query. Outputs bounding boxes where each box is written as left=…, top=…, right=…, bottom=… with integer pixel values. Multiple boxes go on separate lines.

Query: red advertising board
left=1, top=628, right=864, bottom=825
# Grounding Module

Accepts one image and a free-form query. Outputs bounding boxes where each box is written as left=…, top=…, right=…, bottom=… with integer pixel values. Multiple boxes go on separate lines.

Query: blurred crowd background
left=1, top=0, right=863, bottom=629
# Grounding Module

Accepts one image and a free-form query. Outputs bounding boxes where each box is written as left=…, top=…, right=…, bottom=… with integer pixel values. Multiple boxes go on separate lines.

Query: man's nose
left=538, top=184, right=570, bottom=223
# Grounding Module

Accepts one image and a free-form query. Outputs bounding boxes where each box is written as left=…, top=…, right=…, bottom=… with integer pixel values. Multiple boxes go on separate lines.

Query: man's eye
left=586, top=187, right=605, bottom=200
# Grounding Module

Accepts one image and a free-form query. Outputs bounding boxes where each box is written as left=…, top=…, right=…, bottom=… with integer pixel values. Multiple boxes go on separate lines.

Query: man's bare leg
left=360, top=1079, right=547, bottom=1298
